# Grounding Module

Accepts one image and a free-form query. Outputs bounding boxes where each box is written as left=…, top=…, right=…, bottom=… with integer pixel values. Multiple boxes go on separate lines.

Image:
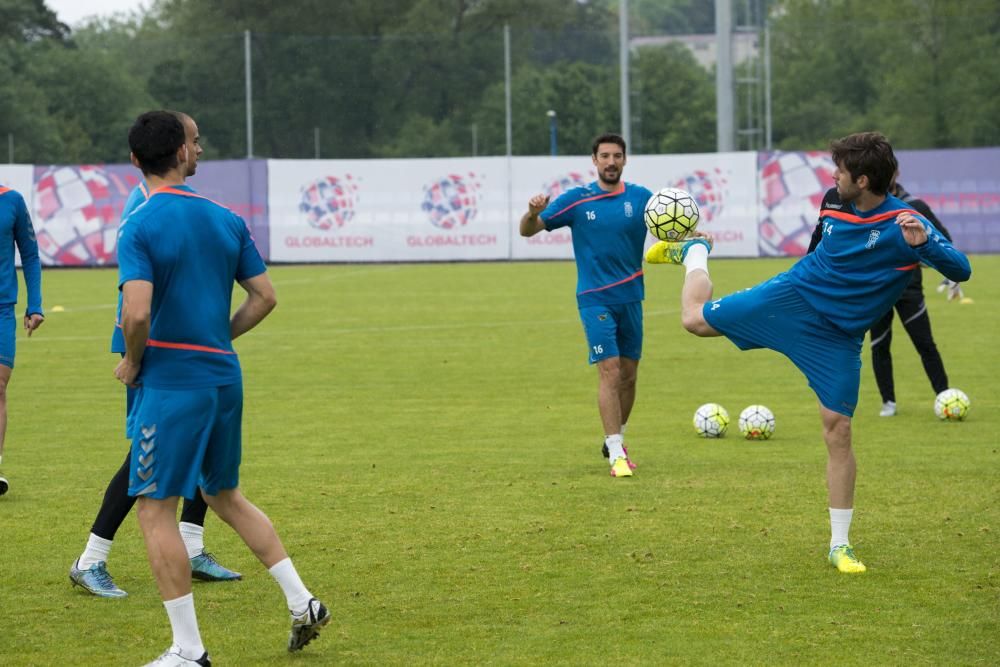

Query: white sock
left=79, top=533, right=113, bottom=570
left=683, top=242, right=710, bottom=275
left=829, top=507, right=854, bottom=549
left=163, top=593, right=205, bottom=659
left=605, top=434, right=626, bottom=462
left=269, top=558, right=313, bottom=613
left=179, top=522, right=205, bottom=559
left=620, top=423, right=627, bottom=436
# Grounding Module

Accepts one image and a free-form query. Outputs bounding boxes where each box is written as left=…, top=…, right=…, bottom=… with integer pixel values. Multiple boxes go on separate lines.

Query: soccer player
left=646, top=132, right=971, bottom=572
left=70, top=111, right=240, bottom=598
left=116, top=111, right=329, bottom=665
left=807, top=173, right=956, bottom=418
left=520, top=133, right=652, bottom=478
left=0, top=185, right=44, bottom=497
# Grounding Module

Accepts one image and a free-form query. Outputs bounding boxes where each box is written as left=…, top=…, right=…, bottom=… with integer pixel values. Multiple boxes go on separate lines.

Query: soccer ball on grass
left=934, top=388, right=970, bottom=421
left=693, top=403, right=730, bottom=438
left=644, top=187, right=700, bottom=241
left=739, top=405, right=775, bottom=440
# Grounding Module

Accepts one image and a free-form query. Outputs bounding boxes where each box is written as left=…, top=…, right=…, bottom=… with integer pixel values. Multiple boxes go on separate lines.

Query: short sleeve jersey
left=787, top=192, right=971, bottom=338
left=111, top=182, right=150, bottom=353
left=540, top=181, right=652, bottom=308
left=0, top=187, right=43, bottom=314
left=116, top=185, right=267, bottom=388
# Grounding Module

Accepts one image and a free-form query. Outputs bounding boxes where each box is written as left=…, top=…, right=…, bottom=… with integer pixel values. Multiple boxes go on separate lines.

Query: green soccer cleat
left=190, top=551, right=242, bottom=582
left=828, top=544, right=867, bottom=573
left=610, top=456, right=633, bottom=478
left=70, top=559, right=128, bottom=598
left=645, top=237, right=712, bottom=265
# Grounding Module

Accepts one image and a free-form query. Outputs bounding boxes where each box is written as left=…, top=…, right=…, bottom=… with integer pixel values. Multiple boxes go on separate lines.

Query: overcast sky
left=47, top=0, right=148, bottom=26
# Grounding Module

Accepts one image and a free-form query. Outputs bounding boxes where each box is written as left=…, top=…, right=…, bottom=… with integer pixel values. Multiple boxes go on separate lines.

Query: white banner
left=0, top=165, right=34, bottom=205
left=268, top=152, right=761, bottom=262
left=268, top=158, right=512, bottom=262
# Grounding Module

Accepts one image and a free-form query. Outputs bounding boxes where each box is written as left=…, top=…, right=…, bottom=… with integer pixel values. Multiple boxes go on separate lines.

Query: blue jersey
left=786, top=193, right=971, bottom=338
left=540, top=181, right=652, bottom=308
left=112, top=182, right=150, bottom=353
left=0, top=187, right=43, bottom=315
left=116, top=185, right=267, bottom=388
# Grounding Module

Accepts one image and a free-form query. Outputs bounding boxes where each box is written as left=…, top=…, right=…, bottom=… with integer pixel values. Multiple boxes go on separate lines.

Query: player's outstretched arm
left=231, top=273, right=277, bottom=340
left=519, top=194, right=549, bottom=237
left=898, top=212, right=972, bottom=284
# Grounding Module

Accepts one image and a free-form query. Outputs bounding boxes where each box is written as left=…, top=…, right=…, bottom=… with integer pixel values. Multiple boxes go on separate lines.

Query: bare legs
left=596, top=356, right=638, bottom=436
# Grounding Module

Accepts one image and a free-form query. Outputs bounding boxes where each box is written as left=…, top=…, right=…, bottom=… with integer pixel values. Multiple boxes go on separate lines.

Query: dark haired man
left=116, top=110, right=328, bottom=665
left=646, top=132, right=971, bottom=573
left=808, top=172, right=957, bottom=418
left=70, top=111, right=240, bottom=599
left=0, top=183, right=44, bottom=497
left=520, top=133, right=653, bottom=478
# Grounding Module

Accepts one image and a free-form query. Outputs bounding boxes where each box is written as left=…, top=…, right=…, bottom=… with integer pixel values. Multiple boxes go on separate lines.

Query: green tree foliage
left=631, top=43, right=715, bottom=153
left=769, top=0, right=1000, bottom=149
left=3, top=0, right=999, bottom=163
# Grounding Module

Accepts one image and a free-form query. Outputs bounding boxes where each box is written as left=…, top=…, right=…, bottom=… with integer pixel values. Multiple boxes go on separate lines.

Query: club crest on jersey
left=624, top=202, right=634, bottom=218
left=866, top=229, right=880, bottom=249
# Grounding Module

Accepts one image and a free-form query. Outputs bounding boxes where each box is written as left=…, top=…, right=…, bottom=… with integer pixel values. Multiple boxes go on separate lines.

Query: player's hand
left=527, top=194, right=550, bottom=216
left=114, top=358, right=141, bottom=388
left=897, top=212, right=928, bottom=246
left=23, top=313, right=44, bottom=337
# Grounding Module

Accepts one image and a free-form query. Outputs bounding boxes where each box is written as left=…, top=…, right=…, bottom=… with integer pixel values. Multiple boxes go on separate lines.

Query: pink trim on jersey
left=0, top=187, right=10, bottom=195
left=578, top=269, right=644, bottom=296
left=822, top=208, right=917, bottom=224
left=146, top=339, right=235, bottom=355
left=148, top=185, right=225, bottom=208
left=541, top=182, right=626, bottom=222
left=138, top=182, right=149, bottom=199
left=895, top=263, right=919, bottom=271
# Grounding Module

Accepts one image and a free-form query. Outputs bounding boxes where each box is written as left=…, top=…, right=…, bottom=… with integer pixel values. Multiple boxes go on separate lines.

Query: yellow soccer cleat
left=645, top=237, right=712, bottom=265
left=828, top=544, right=867, bottom=573
left=610, top=456, right=633, bottom=478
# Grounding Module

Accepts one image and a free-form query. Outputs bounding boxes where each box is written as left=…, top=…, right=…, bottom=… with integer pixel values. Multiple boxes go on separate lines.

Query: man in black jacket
left=808, top=176, right=954, bottom=417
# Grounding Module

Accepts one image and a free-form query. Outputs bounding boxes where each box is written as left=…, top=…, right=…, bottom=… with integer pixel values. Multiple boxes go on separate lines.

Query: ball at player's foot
left=0, top=476, right=8, bottom=496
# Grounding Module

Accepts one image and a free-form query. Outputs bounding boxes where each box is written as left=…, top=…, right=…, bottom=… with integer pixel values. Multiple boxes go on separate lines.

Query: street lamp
left=547, top=109, right=557, bottom=156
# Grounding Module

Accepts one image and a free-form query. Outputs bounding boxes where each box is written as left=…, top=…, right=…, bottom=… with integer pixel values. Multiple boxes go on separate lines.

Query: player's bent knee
left=681, top=310, right=717, bottom=337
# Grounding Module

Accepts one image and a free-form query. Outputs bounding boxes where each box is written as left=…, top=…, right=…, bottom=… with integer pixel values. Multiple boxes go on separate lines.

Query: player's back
left=117, top=185, right=262, bottom=388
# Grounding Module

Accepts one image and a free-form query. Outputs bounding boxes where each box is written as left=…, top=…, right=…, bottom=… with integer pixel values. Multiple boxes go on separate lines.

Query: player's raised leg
left=820, top=405, right=866, bottom=573
left=202, top=488, right=331, bottom=651
left=646, top=235, right=721, bottom=338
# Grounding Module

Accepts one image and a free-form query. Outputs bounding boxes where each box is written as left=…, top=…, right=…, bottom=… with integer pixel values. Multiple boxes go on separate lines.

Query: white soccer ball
left=738, top=405, right=775, bottom=440
left=644, top=187, right=700, bottom=241
left=693, top=403, right=730, bottom=438
left=934, top=388, right=970, bottom=421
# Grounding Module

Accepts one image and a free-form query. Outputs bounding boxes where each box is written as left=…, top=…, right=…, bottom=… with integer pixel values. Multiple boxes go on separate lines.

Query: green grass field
left=1, top=256, right=997, bottom=666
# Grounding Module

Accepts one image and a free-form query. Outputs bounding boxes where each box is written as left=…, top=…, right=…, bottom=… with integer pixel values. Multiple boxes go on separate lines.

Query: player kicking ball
left=646, top=132, right=971, bottom=573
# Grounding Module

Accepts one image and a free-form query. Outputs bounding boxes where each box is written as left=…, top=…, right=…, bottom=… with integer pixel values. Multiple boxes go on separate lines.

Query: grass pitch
left=1, top=256, right=997, bottom=665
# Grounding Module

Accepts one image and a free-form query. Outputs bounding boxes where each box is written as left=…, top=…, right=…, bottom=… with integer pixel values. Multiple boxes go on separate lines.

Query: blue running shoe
left=190, top=551, right=242, bottom=582
left=69, top=559, right=127, bottom=598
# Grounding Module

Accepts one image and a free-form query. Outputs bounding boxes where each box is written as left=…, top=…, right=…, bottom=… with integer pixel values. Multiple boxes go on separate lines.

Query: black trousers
left=869, top=284, right=949, bottom=403
left=90, top=449, right=209, bottom=540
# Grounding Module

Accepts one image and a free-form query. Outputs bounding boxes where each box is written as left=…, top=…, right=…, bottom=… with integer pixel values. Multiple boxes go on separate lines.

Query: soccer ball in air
left=738, top=405, right=775, bottom=440
left=693, top=403, right=730, bottom=438
left=934, top=388, right=970, bottom=421
left=644, top=187, right=700, bottom=241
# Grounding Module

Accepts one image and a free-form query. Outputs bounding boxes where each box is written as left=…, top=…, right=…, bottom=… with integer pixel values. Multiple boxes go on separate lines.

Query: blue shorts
left=128, top=383, right=243, bottom=500
left=703, top=275, right=863, bottom=416
left=579, top=301, right=643, bottom=364
left=0, top=305, right=16, bottom=368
